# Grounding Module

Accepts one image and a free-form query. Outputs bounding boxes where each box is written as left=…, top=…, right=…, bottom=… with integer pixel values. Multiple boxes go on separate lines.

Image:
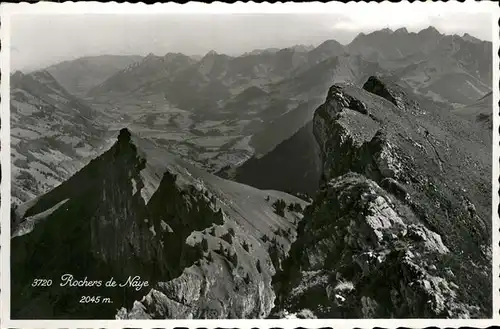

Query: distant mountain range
left=84, top=26, right=491, bottom=106
left=11, top=26, right=492, bottom=206
left=26, top=27, right=490, bottom=110
left=46, top=55, right=143, bottom=96
left=85, top=26, right=491, bottom=157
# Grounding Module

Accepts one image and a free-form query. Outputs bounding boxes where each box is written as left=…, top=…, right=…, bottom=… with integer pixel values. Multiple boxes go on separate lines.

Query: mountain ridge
left=12, top=128, right=307, bottom=319
left=45, top=54, right=143, bottom=96
left=84, top=26, right=491, bottom=117
left=269, top=76, right=491, bottom=318
left=10, top=69, right=110, bottom=204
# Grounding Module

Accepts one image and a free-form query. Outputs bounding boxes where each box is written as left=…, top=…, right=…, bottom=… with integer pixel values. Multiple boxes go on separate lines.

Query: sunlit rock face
left=271, top=77, right=491, bottom=319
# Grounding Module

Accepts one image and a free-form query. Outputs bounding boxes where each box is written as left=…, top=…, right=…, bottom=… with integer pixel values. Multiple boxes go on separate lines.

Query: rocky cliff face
left=271, top=76, right=491, bottom=318
left=12, top=129, right=307, bottom=319
left=218, top=121, right=323, bottom=198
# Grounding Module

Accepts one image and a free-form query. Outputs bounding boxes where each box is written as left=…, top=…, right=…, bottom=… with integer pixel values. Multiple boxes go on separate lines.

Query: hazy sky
left=6, top=2, right=494, bottom=72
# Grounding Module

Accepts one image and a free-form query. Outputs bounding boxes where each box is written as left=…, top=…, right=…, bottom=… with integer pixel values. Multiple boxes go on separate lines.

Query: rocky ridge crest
left=11, top=128, right=307, bottom=319
left=271, top=76, right=491, bottom=318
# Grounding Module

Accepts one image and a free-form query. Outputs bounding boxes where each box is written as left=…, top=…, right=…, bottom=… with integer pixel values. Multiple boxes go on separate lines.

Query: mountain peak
left=291, top=44, right=314, bottom=52
left=418, top=25, right=442, bottom=36
left=350, top=31, right=367, bottom=43
left=200, top=50, right=220, bottom=62
left=394, top=27, right=409, bottom=34
left=362, top=75, right=412, bottom=111
left=365, top=27, right=393, bottom=36
left=11, top=70, right=25, bottom=81
left=462, top=32, right=482, bottom=43
left=118, top=127, right=132, bottom=143
left=205, top=49, right=219, bottom=57
left=351, top=28, right=393, bottom=42
left=164, top=52, right=184, bottom=58
left=12, top=117, right=308, bottom=319
left=142, top=53, right=157, bottom=62
left=311, top=39, right=345, bottom=58
left=317, top=39, right=343, bottom=48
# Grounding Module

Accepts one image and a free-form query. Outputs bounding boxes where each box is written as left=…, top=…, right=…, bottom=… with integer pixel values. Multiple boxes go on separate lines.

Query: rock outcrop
left=272, top=173, right=481, bottom=318
left=272, top=76, right=491, bottom=318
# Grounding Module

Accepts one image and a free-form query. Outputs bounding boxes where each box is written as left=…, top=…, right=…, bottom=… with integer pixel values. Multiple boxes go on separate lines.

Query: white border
left=1, top=1, right=498, bottom=328
left=492, top=0, right=500, bottom=321
left=0, top=6, right=11, bottom=329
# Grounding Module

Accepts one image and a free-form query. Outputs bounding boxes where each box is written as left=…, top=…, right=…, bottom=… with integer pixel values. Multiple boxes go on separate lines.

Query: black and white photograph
left=1, top=1, right=498, bottom=324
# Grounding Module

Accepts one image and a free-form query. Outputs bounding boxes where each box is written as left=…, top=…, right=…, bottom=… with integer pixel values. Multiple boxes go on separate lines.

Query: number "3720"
left=31, top=279, right=53, bottom=287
